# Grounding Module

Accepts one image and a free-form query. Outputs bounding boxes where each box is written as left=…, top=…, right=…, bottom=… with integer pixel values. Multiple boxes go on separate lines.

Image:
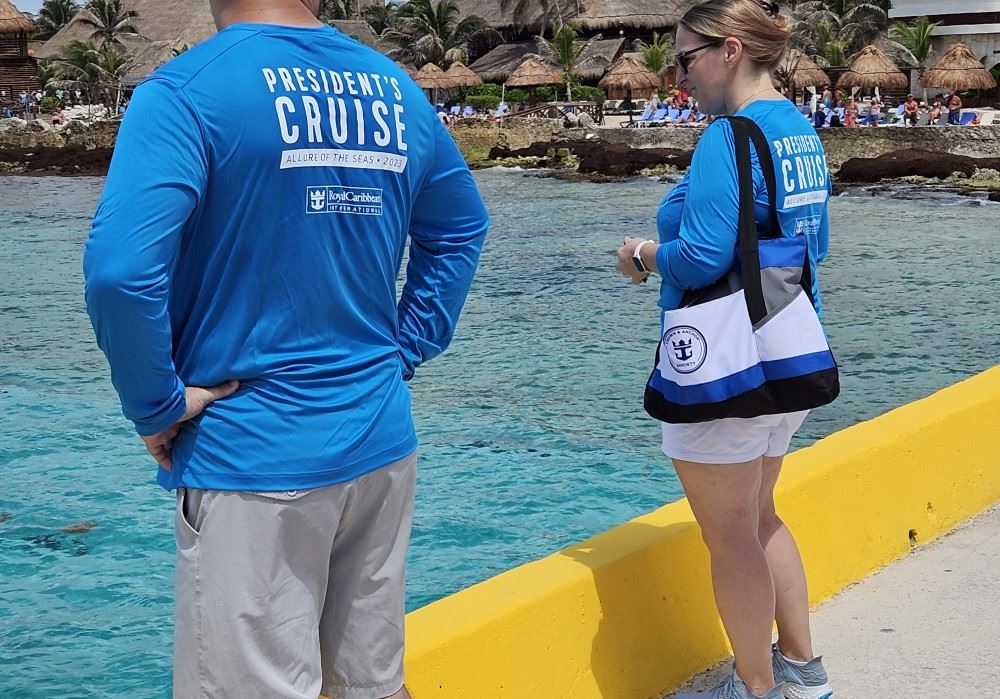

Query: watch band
left=632, top=240, right=654, bottom=274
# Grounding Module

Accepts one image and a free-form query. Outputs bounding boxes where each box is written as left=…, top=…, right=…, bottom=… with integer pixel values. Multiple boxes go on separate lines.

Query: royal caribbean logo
left=663, top=325, right=708, bottom=374
left=306, top=186, right=384, bottom=216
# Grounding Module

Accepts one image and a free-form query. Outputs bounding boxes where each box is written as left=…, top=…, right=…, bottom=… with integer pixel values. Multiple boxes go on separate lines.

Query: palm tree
left=76, top=0, right=143, bottom=47
left=889, top=16, right=937, bottom=67
left=634, top=31, right=672, bottom=75
left=54, top=39, right=133, bottom=113
left=361, top=3, right=400, bottom=35
left=383, top=0, right=498, bottom=67
left=320, top=0, right=357, bottom=21
left=35, top=0, right=80, bottom=40
left=788, top=0, right=889, bottom=59
left=533, top=23, right=602, bottom=102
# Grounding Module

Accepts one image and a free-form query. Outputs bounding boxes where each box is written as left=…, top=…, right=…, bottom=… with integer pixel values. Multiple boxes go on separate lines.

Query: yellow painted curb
left=403, top=365, right=1000, bottom=698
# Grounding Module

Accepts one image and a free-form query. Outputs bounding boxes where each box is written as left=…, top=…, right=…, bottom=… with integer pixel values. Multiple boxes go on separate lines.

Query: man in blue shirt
left=83, top=0, right=489, bottom=696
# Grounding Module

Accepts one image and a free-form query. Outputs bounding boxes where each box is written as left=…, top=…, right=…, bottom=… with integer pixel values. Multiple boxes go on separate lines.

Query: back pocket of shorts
left=175, top=488, right=202, bottom=550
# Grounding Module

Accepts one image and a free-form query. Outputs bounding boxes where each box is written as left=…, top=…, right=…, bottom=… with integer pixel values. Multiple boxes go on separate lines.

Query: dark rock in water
left=0, top=145, right=113, bottom=175
left=990, top=191, right=1000, bottom=202
left=837, top=149, right=1000, bottom=183
left=488, top=139, right=692, bottom=177
left=0, top=512, right=11, bottom=523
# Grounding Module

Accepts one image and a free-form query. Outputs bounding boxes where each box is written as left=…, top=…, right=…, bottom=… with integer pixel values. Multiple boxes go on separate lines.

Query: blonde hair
left=680, top=0, right=791, bottom=71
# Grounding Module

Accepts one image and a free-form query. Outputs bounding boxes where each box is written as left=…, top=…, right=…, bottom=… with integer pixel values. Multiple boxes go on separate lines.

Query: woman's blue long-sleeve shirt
left=655, top=99, right=831, bottom=315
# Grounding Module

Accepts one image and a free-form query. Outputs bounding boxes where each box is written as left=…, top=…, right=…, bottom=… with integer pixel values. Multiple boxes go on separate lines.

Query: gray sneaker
left=675, top=671, right=784, bottom=699
left=771, top=644, right=834, bottom=699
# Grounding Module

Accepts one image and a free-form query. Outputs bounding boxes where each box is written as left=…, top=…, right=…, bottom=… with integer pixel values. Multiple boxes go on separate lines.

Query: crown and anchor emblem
left=309, top=188, right=326, bottom=211
left=672, top=338, right=694, bottom=362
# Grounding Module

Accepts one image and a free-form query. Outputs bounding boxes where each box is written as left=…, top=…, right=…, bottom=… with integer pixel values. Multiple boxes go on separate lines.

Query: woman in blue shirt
left=616, top=2, right=834, bottom=698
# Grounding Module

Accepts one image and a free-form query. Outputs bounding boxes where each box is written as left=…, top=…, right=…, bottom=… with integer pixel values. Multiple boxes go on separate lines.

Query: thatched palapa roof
left=0, top=0, right=35, bottom=35
left=451, top=0, right=683, bottom=32
left=37, top=0, right=216, bottom=60
left=330, top=20, right=384, bottom=51
left=506, top=56, right=562, bottom=88
left=598, top=54, right=658, bottom=99
left=921, top=43, right=998, bottom=91
left=444, top=62, right=482, bottom=89
left=414, top=63, right=451, bottom=91
left=776, top=49, right=830, bottom=89
left=469, top=38, right=624, bottom=83
left=836, top=45, right=908, bottom=90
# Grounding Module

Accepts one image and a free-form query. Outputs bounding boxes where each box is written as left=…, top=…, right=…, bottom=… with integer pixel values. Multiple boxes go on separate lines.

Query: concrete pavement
left=671, top=504, right=1000, bottom=698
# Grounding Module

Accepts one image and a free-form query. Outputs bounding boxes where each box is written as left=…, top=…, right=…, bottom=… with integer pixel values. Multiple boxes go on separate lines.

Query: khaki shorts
left=173, top=453, right=416, bottom=699
left=661, top=411, right=809, bottom=464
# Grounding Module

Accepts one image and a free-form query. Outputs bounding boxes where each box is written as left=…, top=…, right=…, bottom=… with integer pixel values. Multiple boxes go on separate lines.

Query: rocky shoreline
left=2, top=116, right=999, bottom=201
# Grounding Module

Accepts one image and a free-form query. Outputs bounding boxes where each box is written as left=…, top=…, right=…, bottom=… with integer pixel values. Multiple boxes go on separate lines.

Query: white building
left=889, top=1, right=1000, bottom=69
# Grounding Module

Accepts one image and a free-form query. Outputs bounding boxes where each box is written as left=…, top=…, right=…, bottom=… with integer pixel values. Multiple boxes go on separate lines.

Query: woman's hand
left=616, top=237, right=655, bottom=285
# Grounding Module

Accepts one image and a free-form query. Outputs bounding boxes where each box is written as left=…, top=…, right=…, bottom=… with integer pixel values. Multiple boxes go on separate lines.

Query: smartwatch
left=632, top=240, right=654, bottom=274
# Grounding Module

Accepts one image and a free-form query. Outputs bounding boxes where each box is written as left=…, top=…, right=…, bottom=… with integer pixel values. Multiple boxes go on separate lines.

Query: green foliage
left=570, top=84, right=605, bottom=102
left=534, top=23, right=605, bottom=102
left=465, top=94, right=500, bottom=111
left=35, top=0, right=80, bottom=40
left=40, top=95, right=59, bottom=111
left=634, top=31, right=672, bottom=75
left=77, top=0, right=142, bottom=47
left=383, top=0, right=499, bottom=67
left=889, top=16, right=938, bottom=66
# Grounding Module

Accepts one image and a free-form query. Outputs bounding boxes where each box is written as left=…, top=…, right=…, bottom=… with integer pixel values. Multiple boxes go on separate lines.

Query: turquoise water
left=2, top=170, right=998, bottom=696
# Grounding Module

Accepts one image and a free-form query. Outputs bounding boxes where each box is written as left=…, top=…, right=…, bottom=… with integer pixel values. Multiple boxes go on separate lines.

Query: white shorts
left=661, top=411, right=809, bottom=464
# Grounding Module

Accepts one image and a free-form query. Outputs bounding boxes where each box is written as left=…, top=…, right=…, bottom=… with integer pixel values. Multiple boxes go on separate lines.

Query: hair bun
left=756, top=0, right=780, bottom=17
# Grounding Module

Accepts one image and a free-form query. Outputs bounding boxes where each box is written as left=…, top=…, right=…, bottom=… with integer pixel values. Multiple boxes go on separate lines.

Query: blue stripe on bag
left=650, top=363, right=767, bottom=405
left=758, top=236, right=806, bottom=269
left=761, top=350, right=837, bottom=380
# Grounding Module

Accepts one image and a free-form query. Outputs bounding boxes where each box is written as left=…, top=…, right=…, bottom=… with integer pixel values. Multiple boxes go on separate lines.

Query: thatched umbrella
left=0, top=0, right=36, bottom=34
left=506, top=56, right=563, bottom=104
left=776, top=49, right=830, bottom=89
left=414, top=62, right=450, bottom=104
left=444, top=61, right=483, bottom=89
left=836, top=45, right=908, bottom=92
left=599, top=54, right=658, bottom=98
left=599, top=54, right=659, bottom=123
left=921, top=43, right=998, bottom=91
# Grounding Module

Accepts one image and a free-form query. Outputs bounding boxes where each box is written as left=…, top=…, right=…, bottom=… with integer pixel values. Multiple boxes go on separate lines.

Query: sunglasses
left=675, top=41, right=723, bottom=73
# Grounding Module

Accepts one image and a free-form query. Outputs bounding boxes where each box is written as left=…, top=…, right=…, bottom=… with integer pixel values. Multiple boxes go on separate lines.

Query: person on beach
left=844, top=98, right=858, bottom=127
left=947, top=90, right=963, bottom=125
left=904, top=94, right=919, bottom=127
left=866, top=95, right=882, bottom=126
left=930, top=100, right=942, bottom=125
left=83, top=0, right=490, bottom=696
left=615, top=1, right=834, bottom=698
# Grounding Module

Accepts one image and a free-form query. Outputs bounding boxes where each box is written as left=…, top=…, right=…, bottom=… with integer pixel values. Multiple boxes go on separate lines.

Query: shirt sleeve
left=83, top=78, right=208, bottom=436
left=655, top=120, right=739, bottom=291
left=396, top=120, right=490, bottom=379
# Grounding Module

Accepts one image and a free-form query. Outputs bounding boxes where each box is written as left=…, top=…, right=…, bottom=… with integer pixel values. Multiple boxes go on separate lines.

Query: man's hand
left=140, top=380, right=240, bottom=471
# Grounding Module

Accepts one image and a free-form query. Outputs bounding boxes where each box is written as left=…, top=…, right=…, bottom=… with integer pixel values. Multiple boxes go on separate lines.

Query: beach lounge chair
left=916, top=111, right=931, bottom=126
left=959, top=112, right=977, bottom=125
left=624, top=106, right=654, bottom=127
left=449, top=105, right=461, bottom=116
left=462, top=105, right=474, bottom=117
left=676, top=108, right=692, bottom=123
left=638, top=107, right=668, bottom=127
left=656, top=107, right=680, bottom=125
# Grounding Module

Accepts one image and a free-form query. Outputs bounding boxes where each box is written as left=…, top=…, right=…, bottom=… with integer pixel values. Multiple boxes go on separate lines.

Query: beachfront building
left=889, top=1, right=1000, bottom=73
left=0, top=0, right=41, bottom=106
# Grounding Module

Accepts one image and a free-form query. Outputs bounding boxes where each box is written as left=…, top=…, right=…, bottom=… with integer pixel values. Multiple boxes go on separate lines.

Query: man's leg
left=320, top=453, right=417, bottom=699
left=174, top=487, right=346, bottom=698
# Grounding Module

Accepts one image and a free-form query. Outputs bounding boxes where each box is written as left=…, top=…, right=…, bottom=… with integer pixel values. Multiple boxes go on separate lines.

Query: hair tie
left=756, top=0, right=780, bottom=17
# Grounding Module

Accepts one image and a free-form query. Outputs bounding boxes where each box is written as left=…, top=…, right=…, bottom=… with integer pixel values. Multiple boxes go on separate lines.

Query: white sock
left=780, top=650, right=811, bottom=666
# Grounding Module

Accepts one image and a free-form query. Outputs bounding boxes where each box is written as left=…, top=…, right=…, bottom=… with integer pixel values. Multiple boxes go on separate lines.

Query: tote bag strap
left=730, top=115, right=781, bottom=237
left=723, top=116, right=768, bottom=325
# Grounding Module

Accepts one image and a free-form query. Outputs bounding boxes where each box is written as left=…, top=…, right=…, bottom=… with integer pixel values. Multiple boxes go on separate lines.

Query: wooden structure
left=0, top=0, right=40, bottom=106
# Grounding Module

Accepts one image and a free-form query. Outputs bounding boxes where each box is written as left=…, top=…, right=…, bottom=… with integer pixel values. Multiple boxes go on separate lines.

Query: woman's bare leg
left=758, top=455, right=814, bottom=661
left=673, top=457, right=777, bottom=696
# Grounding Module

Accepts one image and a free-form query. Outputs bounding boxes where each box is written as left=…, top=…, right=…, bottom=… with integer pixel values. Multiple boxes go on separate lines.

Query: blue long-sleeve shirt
left=655, top=99, right=830, bottom=315
left=84, top=23, right=489, bottom=491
